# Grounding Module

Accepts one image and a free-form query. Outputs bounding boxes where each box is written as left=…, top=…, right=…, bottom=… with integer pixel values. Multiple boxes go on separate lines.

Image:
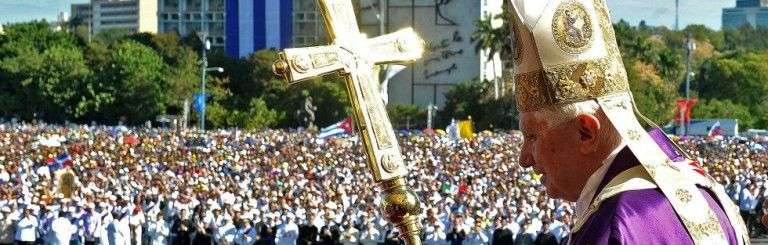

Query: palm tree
left=471, top=1, right=514, bottom=98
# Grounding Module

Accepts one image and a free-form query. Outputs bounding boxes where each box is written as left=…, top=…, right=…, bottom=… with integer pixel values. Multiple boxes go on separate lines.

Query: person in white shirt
left=97, top=212, right=113, bottom=245
left=128, top=206, right=145, bottom=245
left=14, top=208, right=37, bottom=245
left=339, top=221, right=359, bottom=245
left=548, top=216, right=569, bottom=244
left=116, top=210, right=131, bottom=245
left=464, top=223, right=489, bottom=245
left=84, top=206, right=103, bottom=245
left=104, top=211, right=128, bottom=245
left=423, top=222, right=447, bottom=245
left=0, top=165, right=10, bottom=183
left=145, top=212, right=170, bottom=245
left=216, top=217, right=237, bottom=245
left=276, top=217, right=298, bottom=245
left=740, top=183, right=759, bottom=235
left=50, top=212, right=77, bottom=245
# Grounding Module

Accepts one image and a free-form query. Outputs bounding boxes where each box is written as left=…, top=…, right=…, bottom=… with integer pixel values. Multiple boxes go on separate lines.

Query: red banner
left=675, top=99, right=697, bottom=123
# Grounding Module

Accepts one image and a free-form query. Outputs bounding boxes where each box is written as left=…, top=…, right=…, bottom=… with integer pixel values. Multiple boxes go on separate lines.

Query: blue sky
left=0, top=0, right=737, bottom=30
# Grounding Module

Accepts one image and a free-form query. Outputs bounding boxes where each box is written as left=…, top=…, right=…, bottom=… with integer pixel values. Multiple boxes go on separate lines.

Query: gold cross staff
left=272, top=0, right=425, bottom=243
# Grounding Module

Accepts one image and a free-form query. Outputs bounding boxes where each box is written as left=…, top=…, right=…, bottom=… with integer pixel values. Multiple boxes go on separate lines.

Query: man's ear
left=576, top=114, right=601, bottom=154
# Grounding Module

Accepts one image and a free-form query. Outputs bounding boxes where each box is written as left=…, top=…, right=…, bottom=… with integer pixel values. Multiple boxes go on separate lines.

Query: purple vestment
left=568, top=147, right=739, bottom=244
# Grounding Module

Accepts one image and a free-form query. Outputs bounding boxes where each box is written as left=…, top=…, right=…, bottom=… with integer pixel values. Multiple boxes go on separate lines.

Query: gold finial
left=272, top=58, right=290, bottom=79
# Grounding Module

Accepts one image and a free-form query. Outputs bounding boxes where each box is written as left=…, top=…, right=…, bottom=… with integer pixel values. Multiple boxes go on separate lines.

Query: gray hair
left=531, top=100, right=625, bottom=149
left=532, top=101, right=600, bottom=129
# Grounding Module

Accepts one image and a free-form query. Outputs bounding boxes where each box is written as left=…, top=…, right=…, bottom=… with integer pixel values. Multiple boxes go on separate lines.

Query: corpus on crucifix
left=272, top=0, right=425, bottom=243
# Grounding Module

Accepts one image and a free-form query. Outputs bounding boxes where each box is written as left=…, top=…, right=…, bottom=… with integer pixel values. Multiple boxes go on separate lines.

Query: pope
left=509, top=0, right=750, bottom=244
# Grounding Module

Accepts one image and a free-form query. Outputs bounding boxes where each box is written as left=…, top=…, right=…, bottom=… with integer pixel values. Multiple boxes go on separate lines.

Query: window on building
left=294, top=0, right=316, bottom=11
left=163, top=22, right=179, bottom=33
left=164, top=0, right=179, bottom=10
left=101, top=10, right=137, bottom=17
left=209, top=22, right=224, bottom=35
left=171, top=13, right=179, bottom=20
left=206, top=13, right=214, bottom=20
left=294, top=36, right=305, bottom=45
left=184, top=13, right=192, bottom=20
left=756, top=12, right=768, bottom=27
left=193, top=13, right=202, bottom=20
left=296, top=22, right=317, bottom=36
left=215, top=37, right=224, bottom=44
left=101, top=19, right=137, bottom=25
left=188, top=0, right=202, bottom=11
left=188, top=22, right=202, bottom=33
left=209, top=0, right=224, bottom=11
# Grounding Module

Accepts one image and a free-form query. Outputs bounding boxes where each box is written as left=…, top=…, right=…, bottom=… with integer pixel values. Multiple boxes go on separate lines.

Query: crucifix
left=272, top=0, right=425, bottom=243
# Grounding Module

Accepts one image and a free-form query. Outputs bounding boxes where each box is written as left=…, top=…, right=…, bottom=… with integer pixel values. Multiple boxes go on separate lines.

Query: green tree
left=146, top=33, right=200, bottom=112
left=201, top=76, right=232, bottom=128
left=99, top=40, right=168, bottom=124
left=0, top=21, right=101, bottom=122
left=692, top=99, right=755, bottom=128
left=227, top=97, right=281, bottom=130
left=696, top=53, right=768, bottom=106
left=723, top=26, right=768, bottom=52
left=441, top=80, right=517, bottom=130
left=624, top=58, right=678, bottom=124
left=387, top=104, right=426, bottom=129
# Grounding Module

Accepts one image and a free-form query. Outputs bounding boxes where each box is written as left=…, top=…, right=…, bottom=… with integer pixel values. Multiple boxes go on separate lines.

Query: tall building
left=225, top=0, right=293, bottom=57
left=82, top=0, right=158, bottom=34
left=71, top=3, right=92, bottom=26
left=723, top=0, right=768, bottom=28
left=158, top=0, right=226, bottom=48
left=292, top=0, right=327, bottom=47
left=357, top=0, right=504, bottom=107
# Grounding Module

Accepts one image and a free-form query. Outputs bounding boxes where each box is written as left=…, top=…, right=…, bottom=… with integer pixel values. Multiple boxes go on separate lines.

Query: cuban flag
left=318, top=117, right=354, bottom=139
left=707, top=121, right=723, bottom=138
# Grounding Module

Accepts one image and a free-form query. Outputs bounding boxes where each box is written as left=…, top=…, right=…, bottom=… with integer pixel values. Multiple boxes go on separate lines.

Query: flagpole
left=198, top=32, right=224, bottom=132
left=200, top=33, right=209, bottom=132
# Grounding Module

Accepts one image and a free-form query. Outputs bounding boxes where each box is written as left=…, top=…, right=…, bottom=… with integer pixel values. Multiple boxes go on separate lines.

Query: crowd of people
left=0, top=122, right=765, bottom=245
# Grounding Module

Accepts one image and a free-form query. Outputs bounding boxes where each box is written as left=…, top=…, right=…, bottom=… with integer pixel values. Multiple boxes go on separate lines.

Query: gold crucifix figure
left=272, top=0, right=425, bottom=243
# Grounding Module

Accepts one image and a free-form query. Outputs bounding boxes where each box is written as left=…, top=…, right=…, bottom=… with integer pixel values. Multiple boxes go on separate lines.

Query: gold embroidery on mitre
left=514, top=70, right=553, bottom=112
left=552, top=1, right=594, bottom=54
left=512, top=0, right=631, bottom=112
left=514, top=58, right=630, bottom=112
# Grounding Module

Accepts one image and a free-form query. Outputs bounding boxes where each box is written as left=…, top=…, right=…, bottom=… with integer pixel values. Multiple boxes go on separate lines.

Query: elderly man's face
left=518, top=111, right=596, bottom=201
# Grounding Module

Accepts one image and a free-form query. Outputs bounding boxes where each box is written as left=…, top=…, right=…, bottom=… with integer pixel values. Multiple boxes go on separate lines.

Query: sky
left=0, top=0, right=738, bottom=30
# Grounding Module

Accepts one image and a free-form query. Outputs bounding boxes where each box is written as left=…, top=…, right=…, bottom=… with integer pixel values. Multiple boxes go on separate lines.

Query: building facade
left=723, top=0, right=768, bottom=28
left=357, top=0, right=503, bottom=107
left=225, top=0, right=293, bottom=58
left=158, top=0, right=226, bottom=48
left=71, top=3, right=92, bottom=26
left=291, top=0, right=327, bottom=47
left=89, top=0, right=158, bottom=34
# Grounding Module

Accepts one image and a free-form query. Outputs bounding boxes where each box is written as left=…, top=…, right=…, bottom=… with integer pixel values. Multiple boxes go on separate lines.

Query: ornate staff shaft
left=272, top=0, right=425, bottom=243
